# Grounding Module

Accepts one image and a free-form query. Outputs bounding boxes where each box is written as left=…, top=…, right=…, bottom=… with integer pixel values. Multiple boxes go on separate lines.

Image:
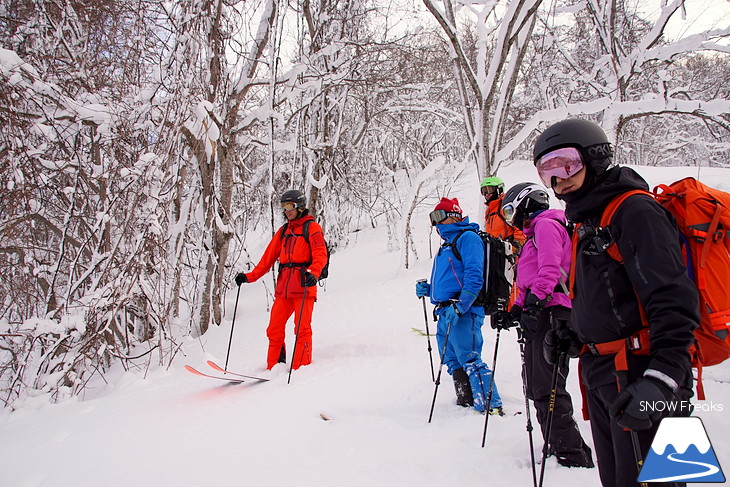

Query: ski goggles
left=536, top=147, right=585, bottom=187
left=429, top=209, right=461, bottom=226
left=281, top=202, right=297, bottom=211
left=480, top=186, right=497, bottom=196
left=501, top=203, right=517, bottom=225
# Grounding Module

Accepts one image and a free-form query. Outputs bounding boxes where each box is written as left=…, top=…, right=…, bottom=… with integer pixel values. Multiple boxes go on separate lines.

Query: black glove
left=524, top=293, right=547, bottom=319
left=524, top=292, right=547, bottom=308
left=543, top=326, right=582, bottom=365
left=303, top=272, right=318, bottom=287
left=609, top=375, right=675, bottom=430
left=235, top=272, right=248, bottom=286
left=491, top=310, right=519, bottom=330
left=510, top=304, right=523, bottom=322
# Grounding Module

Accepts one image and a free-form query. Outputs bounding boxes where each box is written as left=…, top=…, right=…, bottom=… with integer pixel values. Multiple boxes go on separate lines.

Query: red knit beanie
left=433, top=197, right=463, bottom=219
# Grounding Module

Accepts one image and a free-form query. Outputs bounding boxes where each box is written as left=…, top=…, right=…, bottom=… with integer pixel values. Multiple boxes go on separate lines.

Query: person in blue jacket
left=416, top=197, right=503, bottom=415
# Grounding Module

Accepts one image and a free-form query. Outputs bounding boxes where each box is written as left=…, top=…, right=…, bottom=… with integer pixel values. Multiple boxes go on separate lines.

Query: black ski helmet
left=533, top=119, right=613, bottom=175
left=280, top=189, right=306, bottom=209
left=501, top=182, right=550, bottom=229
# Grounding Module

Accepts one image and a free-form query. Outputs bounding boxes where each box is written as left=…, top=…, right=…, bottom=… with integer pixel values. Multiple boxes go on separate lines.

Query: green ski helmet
left=480, top=176, right=505, bottom=199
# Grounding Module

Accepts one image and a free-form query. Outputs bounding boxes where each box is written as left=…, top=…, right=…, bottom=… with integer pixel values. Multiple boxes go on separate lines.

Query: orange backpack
left=571, top=177, right=730, bottom=399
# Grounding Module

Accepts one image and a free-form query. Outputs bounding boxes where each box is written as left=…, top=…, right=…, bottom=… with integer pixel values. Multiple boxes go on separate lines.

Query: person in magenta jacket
left=512, top=206, right=571, bottom=311
left=492, top=182, right=594, bottom=469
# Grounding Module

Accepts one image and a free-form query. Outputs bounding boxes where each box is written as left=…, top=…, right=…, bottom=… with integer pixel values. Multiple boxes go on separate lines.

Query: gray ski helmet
left=280, top=189, right=306, bottom=209
left=501, top=182, right=550, bottom=229
left=533, top=119, right=613, bottom=174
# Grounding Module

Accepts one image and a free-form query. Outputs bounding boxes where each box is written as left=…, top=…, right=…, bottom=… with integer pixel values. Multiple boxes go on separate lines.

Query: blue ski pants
left=436, top=306, right=502, bottom=411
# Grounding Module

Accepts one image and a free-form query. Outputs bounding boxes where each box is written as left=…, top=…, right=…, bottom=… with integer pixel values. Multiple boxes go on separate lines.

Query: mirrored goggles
left=480, top=186, right=497, bottom=196
left=429, top=209, right=461, bottom=226
left=281, top=202, right=297, bottom=211
left=536, top=147, right=584, bottom=187
left=502, top=203, right=517, bottom=225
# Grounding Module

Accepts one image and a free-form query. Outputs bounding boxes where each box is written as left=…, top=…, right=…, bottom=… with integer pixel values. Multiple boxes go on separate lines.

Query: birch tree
left=154, top=0, right=278, bottom=335
left=289, top=0, right=372, bottom=238
left=501, top=0, right=730, bottom=165
left=422, top=0, right=542, bottom=177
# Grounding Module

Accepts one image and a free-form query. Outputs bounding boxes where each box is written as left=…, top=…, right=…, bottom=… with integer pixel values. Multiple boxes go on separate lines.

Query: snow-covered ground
left=1, top=163, right=728, bottom=487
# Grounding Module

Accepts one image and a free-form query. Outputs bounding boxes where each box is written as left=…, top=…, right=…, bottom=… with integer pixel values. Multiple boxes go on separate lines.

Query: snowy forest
left=0, top=0, right=728, bottom=408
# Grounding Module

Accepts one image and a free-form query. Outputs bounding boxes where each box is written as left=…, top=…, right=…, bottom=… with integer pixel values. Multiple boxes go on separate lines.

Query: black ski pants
left=521, top=307, right=589, bottom=460
left=584, top=378, right=688, bottom=487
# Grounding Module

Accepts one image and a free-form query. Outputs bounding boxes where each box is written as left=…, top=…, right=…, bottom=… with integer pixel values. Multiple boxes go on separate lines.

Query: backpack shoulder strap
left=599, top=189, right=651, bottom=227
left=600, top=189, right=652, bottom=263
left=281, top=220, right=312, bottom=243
left=448, top=229, right=475, bottom=261
left=568, top=189, right=651, bottom=298
left=302, top=220, right=312, bottom=243
left=487, top=208, right=509, bottom=225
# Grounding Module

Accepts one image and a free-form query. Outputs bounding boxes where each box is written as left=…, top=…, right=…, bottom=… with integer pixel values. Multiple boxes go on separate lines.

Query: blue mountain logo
left=638, top=417, right=725, bottom=483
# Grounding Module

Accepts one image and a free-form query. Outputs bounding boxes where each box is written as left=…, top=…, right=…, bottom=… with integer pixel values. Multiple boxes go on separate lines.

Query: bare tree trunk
left=423, top=0, right=542, bottom=177
left=195, top=0, right=278, bottom=334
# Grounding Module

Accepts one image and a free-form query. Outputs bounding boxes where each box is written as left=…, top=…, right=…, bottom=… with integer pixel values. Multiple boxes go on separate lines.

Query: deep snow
left=1, top=162, right=728, bottom=487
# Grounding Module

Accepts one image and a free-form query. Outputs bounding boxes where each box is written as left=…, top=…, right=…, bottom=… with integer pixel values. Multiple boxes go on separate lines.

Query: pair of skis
left=185, top=360, right=269, bottom=383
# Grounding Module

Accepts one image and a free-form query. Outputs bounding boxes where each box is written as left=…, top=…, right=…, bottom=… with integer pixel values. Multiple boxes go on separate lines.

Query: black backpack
left=281, top=220, right=330, bottom=280
left=448, top=229, right=514, bottom=315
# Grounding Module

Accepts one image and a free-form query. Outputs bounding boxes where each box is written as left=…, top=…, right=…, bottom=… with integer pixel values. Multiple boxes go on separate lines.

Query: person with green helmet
left=481, top=176, right=526, bottom=251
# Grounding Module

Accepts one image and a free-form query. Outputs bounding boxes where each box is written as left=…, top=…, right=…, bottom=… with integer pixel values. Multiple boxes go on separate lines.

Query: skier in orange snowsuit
left=481, top=177, right=525, bottom=307
left=235, top=190, right=328, bottom=370
left=481, top=176, right=526, bottom=250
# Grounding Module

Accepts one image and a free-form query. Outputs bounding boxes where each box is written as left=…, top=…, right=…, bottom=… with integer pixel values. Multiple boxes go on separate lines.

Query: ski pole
left=630, top=429, right=648, bottom=487
left=428, top=311, right=454, bottom=423
left=224, top=285, right=242, bottom=371
left=416, top=279, right=435, bottom=382
left=287, top=285, right=309, bottom=384
left=538, top=352, right=563, bottom=487
left=481, top=327, right=501, bottom=447
left=518, top=328, right=538, bottom=487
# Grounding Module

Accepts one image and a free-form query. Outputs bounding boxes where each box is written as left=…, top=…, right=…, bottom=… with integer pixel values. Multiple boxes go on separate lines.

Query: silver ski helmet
left=501, top=182, right=549, bottom=229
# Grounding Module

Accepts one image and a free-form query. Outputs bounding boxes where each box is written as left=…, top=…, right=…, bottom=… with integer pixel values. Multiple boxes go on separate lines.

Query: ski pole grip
left=417, top=278, right=427, bottom=283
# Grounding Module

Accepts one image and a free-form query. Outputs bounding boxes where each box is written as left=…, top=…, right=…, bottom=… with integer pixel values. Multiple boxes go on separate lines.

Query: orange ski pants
left=266, top=295, right=315, bottom=370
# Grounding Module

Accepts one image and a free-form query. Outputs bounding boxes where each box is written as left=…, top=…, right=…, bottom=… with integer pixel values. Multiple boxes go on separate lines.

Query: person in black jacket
left=532, top=119, right=699, bottom=487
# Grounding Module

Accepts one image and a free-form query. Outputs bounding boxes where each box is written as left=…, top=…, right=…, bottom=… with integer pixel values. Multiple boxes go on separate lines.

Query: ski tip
left=185, top=364, right=245, bottom=383
left=206, top=360, right=224, bottom=372
left=206, top=360, right=271, bottom=382
left=319, top=413, right=333, bottom=421
left=184, top=365, right=202, bottom=375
